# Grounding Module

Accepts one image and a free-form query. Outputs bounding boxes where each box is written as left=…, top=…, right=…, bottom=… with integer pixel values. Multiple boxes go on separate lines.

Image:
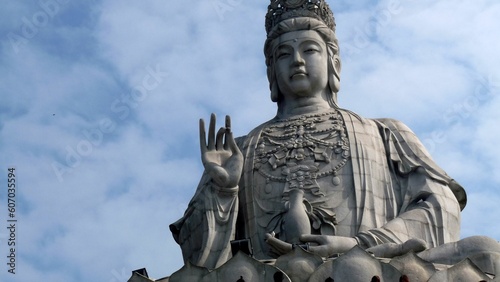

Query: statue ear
left=268, top=63, right=280, bottom=102
left=328, top=54, right=341, bottom=93
left=271, top=81, right=279, bottom=102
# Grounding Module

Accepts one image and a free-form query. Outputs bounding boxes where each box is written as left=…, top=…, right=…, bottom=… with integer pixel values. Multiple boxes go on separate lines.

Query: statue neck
left=277, top=95, right=332, bottom=119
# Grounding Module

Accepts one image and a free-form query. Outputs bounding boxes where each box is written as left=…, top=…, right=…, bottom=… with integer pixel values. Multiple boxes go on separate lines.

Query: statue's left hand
left=265, top=233, right=293, bottom=257
left=265, top=233, right=358, bottom=258
left=300, top=234, right=357, bottom=257
left=365, top=238, right=427, bottom=258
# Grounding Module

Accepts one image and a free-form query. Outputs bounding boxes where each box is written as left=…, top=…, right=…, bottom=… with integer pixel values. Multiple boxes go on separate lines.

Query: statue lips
left=290, top=69, right=308, bottom=79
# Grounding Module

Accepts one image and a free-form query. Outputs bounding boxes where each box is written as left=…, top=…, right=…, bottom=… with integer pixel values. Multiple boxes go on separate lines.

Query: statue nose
left=292, top=51, right=305, bottom=66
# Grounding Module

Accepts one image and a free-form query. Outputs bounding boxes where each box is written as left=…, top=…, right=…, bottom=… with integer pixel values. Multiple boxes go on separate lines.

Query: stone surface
left=307, top=246, right=402, bottom=281
left=274, top=246, right=323, bottom=281
left=389, top=252, right=436, bottom=282
left=168, top=262, right=209, bottom=282
left=128, top=269, right=154, bottom=282
left=427, top=259, right=491, bottom=282
left=201, top=251, right=291, bottom=282
left=128, top=250, right=498, bottom=281
left=131, top=0, right=500, bottom=281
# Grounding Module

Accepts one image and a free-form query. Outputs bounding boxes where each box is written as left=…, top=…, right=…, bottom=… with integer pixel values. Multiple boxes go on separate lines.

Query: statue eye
left=304, top=47, right=319, bottom=53
left=277, top=51, right=291, bottom=59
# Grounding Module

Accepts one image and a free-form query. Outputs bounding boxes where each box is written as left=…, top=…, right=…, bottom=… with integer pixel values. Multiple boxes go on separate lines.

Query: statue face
left=274, top=30, right=329, bottom=100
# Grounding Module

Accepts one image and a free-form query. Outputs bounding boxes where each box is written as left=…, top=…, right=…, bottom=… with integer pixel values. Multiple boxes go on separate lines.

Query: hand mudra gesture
left=199, top=114, right=243, bottom=188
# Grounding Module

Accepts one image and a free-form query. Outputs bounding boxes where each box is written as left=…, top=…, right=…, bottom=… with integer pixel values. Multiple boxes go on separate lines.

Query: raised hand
left=200, top=114, right=243, bottom=188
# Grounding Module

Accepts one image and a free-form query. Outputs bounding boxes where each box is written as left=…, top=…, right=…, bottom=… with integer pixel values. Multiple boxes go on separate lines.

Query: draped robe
left=170, top=109, right=466, bottom=269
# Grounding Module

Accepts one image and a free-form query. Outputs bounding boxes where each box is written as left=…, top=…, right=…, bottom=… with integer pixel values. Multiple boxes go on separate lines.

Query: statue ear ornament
left=271, top=80, right=280, bottom=102
left=329, top=54, right=341, bottom=95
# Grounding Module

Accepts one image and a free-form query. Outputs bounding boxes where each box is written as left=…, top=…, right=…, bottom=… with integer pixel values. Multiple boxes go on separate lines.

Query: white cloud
left=1, top=0, right=499, bottom=281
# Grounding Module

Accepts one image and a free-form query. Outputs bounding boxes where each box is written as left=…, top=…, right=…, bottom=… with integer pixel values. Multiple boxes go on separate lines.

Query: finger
left=366, top=243, right=399, bottom=258
left=365, top=245, right=384, bottom=256
left=225, top=115, right=231, bottom=132
left=199, top=118, right=207, bottom=154
left=402, top=238, right=427, bottom=254
left=307, top=245, right=329, bottom=257
left=207, top=113, right=216, bottom=150
left=216, top=127, right=225, bottom=150
left=266, top=236, right=292, bottom=254
left=265, top=233, right=281, bottom=246
left=223, top=130, right=229, bottom=150
left=226, top=131, right=240, bottom=154
left=224, top=116, right=231, bottom=150
left=300, top=234, right=323, bottom=244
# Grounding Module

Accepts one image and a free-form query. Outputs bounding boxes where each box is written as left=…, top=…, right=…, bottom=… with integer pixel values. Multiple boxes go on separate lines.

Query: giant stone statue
left=145, top=0, right=500, bottom=281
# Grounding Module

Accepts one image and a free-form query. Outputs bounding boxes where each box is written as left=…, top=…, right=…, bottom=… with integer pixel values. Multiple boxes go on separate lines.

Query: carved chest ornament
left=254, top=110, right=350, bottom=199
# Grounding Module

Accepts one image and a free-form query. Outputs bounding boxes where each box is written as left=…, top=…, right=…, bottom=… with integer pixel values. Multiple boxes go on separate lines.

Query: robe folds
left=170, top=109, right=466, bottom=269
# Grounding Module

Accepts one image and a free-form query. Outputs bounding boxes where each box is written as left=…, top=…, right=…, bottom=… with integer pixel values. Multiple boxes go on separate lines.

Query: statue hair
left=264, top=17, right=342, bottom=110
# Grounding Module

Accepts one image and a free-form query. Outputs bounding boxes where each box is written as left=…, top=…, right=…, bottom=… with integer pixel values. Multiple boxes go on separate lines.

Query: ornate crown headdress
left=265, top=0, right=336, bottom=35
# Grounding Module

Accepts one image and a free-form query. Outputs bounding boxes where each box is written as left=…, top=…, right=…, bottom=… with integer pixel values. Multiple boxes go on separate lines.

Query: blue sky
left=1, top=0, right=499, bottom=281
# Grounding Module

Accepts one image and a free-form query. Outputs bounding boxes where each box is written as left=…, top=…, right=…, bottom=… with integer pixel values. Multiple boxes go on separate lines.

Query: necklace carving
left=254, top=110, right=350, bottom=199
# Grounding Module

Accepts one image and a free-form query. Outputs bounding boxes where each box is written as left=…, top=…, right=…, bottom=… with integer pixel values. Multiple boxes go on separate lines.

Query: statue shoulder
left=374, top=118, right=418, bottom=140
left=374, top=117, right=467, bottom=210
left=374, top=117, right=437, bottom=168
left=374, top=118, right=430, bottom=153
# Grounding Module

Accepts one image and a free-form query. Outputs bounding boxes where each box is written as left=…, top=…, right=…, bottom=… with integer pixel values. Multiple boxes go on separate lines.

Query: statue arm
left=169, top=172, right=239, bottom=269
left=287, top=174, right=456, bottom=258
left=357, top=118, right=463, bottom=251
left=169, top=114, right=244, bottom=269
left=357, top=173, right=461, bottom=249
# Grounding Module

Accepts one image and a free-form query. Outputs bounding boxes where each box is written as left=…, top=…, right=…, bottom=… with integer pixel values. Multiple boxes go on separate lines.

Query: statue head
left=264, top=0, right=341, bottom=108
